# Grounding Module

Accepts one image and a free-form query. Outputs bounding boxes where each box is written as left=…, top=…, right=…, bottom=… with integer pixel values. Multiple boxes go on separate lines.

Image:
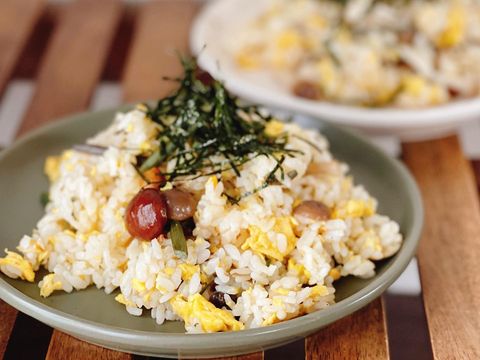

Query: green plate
left=0, top=107, right=423, bottom=358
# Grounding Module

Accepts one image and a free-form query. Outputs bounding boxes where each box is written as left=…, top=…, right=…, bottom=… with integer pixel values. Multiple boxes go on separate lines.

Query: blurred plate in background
left=191, top=0, right=480, bottom=140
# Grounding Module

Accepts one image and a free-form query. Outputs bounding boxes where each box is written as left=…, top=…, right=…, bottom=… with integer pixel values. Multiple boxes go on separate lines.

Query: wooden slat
left=206, top=354, right=264, bottom=360
left=46, top=332, right=130, bottom=360
left=402, top=136, right=480, bottom=359
left=306, top=298, right=389, bottom=360
left=10, top=0, right=123, bottom=358
left=16, top=0, right=122, bottom=137
left=0, top=0, right=46, bottom=354
left=0, top=299, right=19, bottom=358
left=122, top=0, right=200, bottom=102
left=0, top=0, right=45, bottom=94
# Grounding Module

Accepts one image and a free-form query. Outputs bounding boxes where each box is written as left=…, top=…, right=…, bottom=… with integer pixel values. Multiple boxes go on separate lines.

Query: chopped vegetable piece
left=40, top=192, right=49, bottom=208
left=169, top=220, right=188, bottom=259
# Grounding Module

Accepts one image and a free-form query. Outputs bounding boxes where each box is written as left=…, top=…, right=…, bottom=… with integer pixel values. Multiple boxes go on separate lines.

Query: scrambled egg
left=44, top=156, right=60, bottom=182
left=288, top=258, right=311, bottom=283
left=401, top=75, right=445, bottom=104
left=436, top=5, right=465, bottom=48
left=132, top=278, right=146, bottom=292
left=316, top=57, right=337, bottom=89
left=40, top=274, right=62, bottom=297
left=179, top=263, right=200, bottom=281
left=170, top=293, right=244, bottom=332
left=242, top=217, right=297, bottom=261
left=236, top=50, right=260, bottom=69
left=0, top=251, right=35, bottom=282
left=262, top=313, right=279, bottom=326
left=264, top=120, right=285, bottom=137
left=332, top=199, right=375, bottom=219
left=328, top=268, right=341, bottom=281
left=310, top=284, right=328, bottom=298
left=276, top=29, right=301, bottom=50
left=115, top=293, right=136, bottom=307
left=362, top=230, right=382, bottom=252
left=208, top=175, right=218, bottom=188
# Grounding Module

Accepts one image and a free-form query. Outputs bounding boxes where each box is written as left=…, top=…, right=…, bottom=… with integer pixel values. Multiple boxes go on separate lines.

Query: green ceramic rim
left=0, top=107, right=423, bottom=358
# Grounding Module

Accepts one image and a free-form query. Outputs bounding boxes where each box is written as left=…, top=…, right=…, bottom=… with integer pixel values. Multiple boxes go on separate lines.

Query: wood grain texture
left=203, top=354, right=263, bottom=360
left=0, top=0, right=45, bottom=94
left=305, top=298, right=389, bottom=360
left=46, top=332, right=130, bottom=360
left=402, top=136, right=480, bottom=360
left=122, top=0, right=200, bottom=102
left=0, top=300, right=19, bottom=358
left=16, top=0, right=122, bottom=136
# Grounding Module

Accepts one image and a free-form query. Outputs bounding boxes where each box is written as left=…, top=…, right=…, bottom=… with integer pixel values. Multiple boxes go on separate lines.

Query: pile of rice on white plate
left=0, top=64, right=403, bottom=334
left=191, top=0, right=480, bottom=139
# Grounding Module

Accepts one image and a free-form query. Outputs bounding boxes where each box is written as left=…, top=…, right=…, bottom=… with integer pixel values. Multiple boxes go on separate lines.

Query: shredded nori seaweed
left=139, top=57, right=301, bottom=202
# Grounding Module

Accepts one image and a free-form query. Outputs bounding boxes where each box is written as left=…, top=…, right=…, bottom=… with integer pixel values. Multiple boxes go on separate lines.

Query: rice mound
left=0, top=108, right=402, bottom=332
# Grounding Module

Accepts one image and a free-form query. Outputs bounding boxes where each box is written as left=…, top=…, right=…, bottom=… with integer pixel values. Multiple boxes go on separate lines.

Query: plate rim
left=0, top=106, right=423, bottom=355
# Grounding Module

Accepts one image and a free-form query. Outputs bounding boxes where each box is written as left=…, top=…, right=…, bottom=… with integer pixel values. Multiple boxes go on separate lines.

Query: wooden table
left=0, top=1, right=479, bottom=359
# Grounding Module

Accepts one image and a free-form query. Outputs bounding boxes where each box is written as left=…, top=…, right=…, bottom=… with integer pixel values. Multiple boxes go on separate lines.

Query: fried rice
left=0, top=104, right=403, bottom=333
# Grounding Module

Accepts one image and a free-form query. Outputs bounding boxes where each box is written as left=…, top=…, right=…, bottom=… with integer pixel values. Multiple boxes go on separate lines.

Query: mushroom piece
left=293, top=200, right=331, bottom=221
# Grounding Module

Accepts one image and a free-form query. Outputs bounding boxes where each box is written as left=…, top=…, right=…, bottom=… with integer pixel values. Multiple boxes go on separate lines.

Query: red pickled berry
left=125, top=188, right=168, bottom=240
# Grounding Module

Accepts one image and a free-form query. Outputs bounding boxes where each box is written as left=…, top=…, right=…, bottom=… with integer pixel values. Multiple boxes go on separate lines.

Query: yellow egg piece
left=235, top=51, right=260, bottom=69
left=332, top=199, right=375, bottom=219
left=276, top=29, right=301, bottom=50
left=328, top=268, right=341, bottom=281
left=265, top=120, right=285, bottom=137
left=0, top=251, right=35, bottom=282
left=316, top=57, right=336, bottom=89
left=242, top=217, right=297, bottom=261
left=310, top=285, right=328, bottom=298
left=436, top=5, right=465, bottom=48
left=170, top=293, right=244, bottom=332
left=288, top=258, right=311, bottom=283
left=115, top=293, right=136, bottom=307
left=40, top=274, right=63, bottom=298
left=44, top=156, right=60, bottom=182
left=132, top=278, right=146, bottom=292
left=179, top=263, right=200, bottom=281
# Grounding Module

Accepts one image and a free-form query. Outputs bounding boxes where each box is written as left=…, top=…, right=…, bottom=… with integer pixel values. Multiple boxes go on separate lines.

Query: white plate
left=190, top=0, right=480, bottom=140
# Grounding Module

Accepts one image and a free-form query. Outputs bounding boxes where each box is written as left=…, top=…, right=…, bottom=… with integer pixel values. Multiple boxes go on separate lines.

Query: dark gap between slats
left=101, top=5, right=137, bottom=82
left=3, top=312, right=52, bottom=360
left=132, top=355, right=170, bottom=360
left=471, top=160, right=480, bottom=195
left=265, top=338, right=305, bottom=360
left=12, top=4, right=59, bottom=80
left=385, top=294, right=433, bottom=360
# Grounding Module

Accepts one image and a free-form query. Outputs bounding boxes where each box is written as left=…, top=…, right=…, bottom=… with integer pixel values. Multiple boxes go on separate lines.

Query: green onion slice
left=169, top=221, right=188, bottom=259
